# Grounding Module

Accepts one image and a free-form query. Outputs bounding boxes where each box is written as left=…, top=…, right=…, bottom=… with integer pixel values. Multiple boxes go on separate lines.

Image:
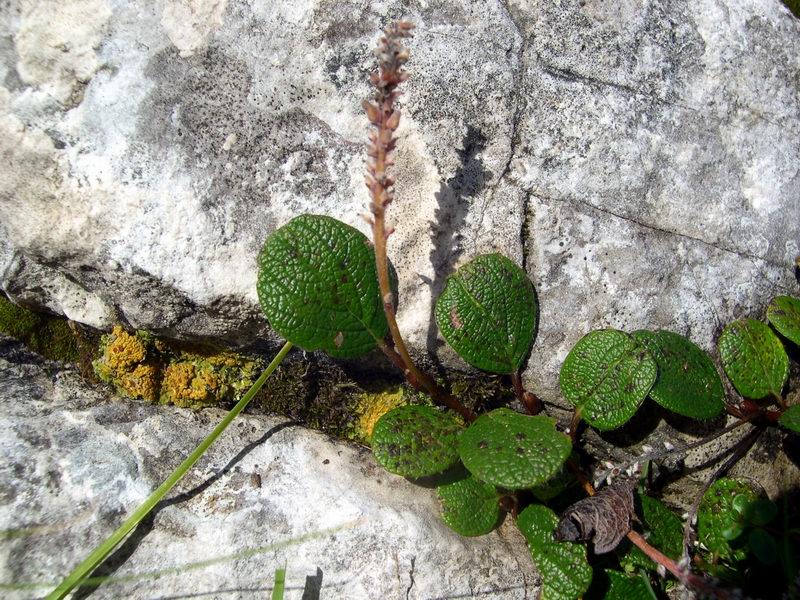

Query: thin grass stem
left=46, top=341, right=294, bottom=600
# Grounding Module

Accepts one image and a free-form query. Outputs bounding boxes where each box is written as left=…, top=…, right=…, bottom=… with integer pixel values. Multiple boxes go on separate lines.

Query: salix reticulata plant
left=50, top=20, right=800, bottom=600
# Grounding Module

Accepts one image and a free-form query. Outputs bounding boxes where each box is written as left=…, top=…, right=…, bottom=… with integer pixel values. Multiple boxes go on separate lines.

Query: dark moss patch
left=252, top=356, right=362, bottom=439
left=0, top=294, right=80, bottom=363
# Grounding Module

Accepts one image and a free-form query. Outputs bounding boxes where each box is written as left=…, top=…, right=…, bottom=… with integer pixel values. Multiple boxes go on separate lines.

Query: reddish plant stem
left=364, top=22, right=474, bottom=423
left=727, top=398, right=783, bottom=424
left=568, top=408, right=582, bottom=443
left=511, top=372, right=542, bottom=415
left=680, top=425, right=763, bottom=567
left=569, top=462, right=731, bottom=598
left=627, top=531, right=730, bottom=599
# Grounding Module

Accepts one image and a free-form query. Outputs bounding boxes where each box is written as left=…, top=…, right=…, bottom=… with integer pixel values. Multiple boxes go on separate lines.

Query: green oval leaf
left=530, top=460, right=576, bottom=502
left=517, top=504, right=592, bottom=600
left=748, top=528, right=778, bottom=565
left=698, top=478, right=758, bottom=561
left=603, top=570, right=657, bottom=600
left=620, top=495, right=683, bottom=572
left=767, top=295, right=800, bottom=345
left=632, top=330, right=724, bottom=419
left=437, top=473, right=501, bottom=537
left=744, top=499, right=778, bottom=527
left=718, top=319, right=789, bottom=400
left=779, top=405, right=800, bottom=434
left=371, top=405, right=463, bottom=478
left=559, top=329, right=657, bottom=430
left=257, top=214, right=387, bottom=358
left=435, top=253, right=537, bottom=374
left=458, top=408, right=571, bottom=490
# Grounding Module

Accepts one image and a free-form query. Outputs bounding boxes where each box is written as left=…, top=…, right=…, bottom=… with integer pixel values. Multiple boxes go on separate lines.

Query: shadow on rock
left=424, top=125, right=490, bottom=375
left=72, top=420, right=294, bottom=599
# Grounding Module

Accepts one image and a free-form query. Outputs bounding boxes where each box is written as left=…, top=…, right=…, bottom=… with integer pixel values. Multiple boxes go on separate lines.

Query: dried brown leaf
left=553, top=479, right=635, bottom=554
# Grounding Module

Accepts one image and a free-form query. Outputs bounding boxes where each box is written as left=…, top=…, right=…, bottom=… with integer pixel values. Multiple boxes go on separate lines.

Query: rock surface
left=1, top=0, right=799, bottom=398
left=0, top=337, right=535, bottom=599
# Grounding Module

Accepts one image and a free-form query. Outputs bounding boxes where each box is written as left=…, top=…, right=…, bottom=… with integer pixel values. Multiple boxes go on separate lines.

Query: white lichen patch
left=161, top=0, right=229, bottom=58
left=0, top=91, right=78, bottom=254
left=113, top=173, right=258, bottom=307
left=742, top=155, right=790, bottom=216
left=15, top=0, right=111, bottom=105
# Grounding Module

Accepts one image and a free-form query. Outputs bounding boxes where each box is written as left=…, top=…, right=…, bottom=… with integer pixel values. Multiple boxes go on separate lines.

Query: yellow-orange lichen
left=354, top=387, right=406, bottom=442
left=104, top=325, right=146, bottom=370
left=162, top=362, right=223, bottom=408
left=94, top=326, right=159, bottom=402
left=94, top=325, right=261, bottom=409
left=118, top=363, right=159, bottom=402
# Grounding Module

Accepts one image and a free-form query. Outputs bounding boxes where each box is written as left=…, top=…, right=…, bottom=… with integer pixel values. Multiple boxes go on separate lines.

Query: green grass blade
left=2, top=521, right=358, bottom=592
left=46, top=341, right=294, bottom=600
left=271, top=566, right=286, bottom=600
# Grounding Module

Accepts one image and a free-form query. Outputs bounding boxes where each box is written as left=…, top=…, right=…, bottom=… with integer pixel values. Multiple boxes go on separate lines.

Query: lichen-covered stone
left=0, top=338, right=535, bottom=599
left=93, top=325, right=261, bottom=407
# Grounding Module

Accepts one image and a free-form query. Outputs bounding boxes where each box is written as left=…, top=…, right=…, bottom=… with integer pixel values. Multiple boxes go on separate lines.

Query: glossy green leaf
left=559, top=329, right=657, bottom=430
left=718, top=319, right=788, bottom=400
left=530, top=461, right=576, bottom=502
left=767, top=295, right=800, bottom=345
left=371, top=406, right=462, bottom=478
left=458, top=408, right=571, bottom=490
left=603, top=570, right=657, bottom=600
left=435, top=253, right=537, bottom=374
left=744, top=499, right=778, bottom=527
left=731, top=493, right=751, bottom=515
left=257, top=214, right=387, bottom=358
left=437, top=473, right=501, bottom=537
left=621, top=495, right=683, bottom=572
left=698, top=478, right=758, bottom=561
left=632, top=330, right=724, bottom=419
left=748, top=528, right=778, bottom=565
left=517, top=504, right=592, bottom=600
left=779, top=405, right=800, bottom=434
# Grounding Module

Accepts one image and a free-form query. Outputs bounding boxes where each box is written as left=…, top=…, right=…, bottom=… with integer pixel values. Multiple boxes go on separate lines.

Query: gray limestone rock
left=1, top=0, right=798, bottom=402
left=0, top=338, right=534, bottom=598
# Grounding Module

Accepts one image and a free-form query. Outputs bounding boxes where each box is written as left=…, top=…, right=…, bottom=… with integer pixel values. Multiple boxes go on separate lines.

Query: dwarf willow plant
left=51, top=21, right=800, bottom=600
left=252, top=24, right=800, bottom=599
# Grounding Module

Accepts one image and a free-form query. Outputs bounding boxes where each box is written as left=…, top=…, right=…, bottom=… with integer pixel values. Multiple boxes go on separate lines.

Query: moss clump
left=450, top=375, right=516, bottom=414
left=0, top=295, right=79, bottom=362
left=253, top=357, right=366, bottom=437
left=94, top=326, right=160, bottom=401
left=353, top=387, right=406, bottom=443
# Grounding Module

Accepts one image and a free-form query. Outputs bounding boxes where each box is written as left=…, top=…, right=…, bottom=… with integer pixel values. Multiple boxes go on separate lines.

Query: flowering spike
left=363, top=100, right=380, bottom=124
left=386, top=109, right=401, bottom=130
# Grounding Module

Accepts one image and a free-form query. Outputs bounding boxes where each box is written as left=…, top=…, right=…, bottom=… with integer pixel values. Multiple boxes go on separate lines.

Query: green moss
left=784, top=0, right=799, bottom=18
left=1, top=296, right=522, bottom=440
left=0, top=295, right=79, bottom=362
